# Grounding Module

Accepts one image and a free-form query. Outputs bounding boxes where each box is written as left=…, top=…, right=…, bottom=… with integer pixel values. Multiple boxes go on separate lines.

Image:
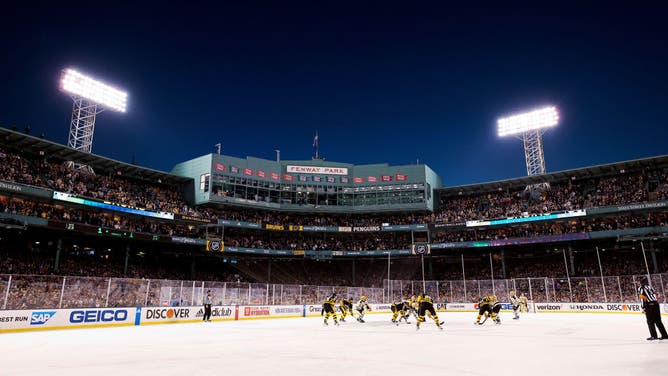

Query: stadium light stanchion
left=450, top=281, right=453, bottom=302
left=595, top=246, right=607, bottom=302
left=58, top=277, right=66, bottom=309
left=497, top=106, right=558, bottom=190
left=193, top=281, right=198, bottom=306
left=584, top=278, right=590, bottom=302
left=179, top=281, right=184, bottom=307
left=3, top=275, right=11, bottom=310
left=640, top=241, right=652, bottom=282
left=387, top=252, right=391, bottom=301
left=144, top=280, right=150, bottom=306
left=544, top=277, right=550, bottom=302
left=562, top=249, right=573, bottom=303
left=477, top=280, right=481, bottom=298
left=617, top=276, right=623, bottom=302
left=527, top=278, right=533, bottom=302
left=105, top=278, right=112, bottom=307
left=59, top=68, right=127, bottom=173
left=421, top=255, right=426, bottom=293
left=461, top=254, right=467, bottom=301
left=489, top=253, right=495, bottom=296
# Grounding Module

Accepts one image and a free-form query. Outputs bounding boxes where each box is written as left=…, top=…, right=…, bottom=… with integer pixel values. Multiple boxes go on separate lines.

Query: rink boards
left=2, top=302, right=667, bottom=333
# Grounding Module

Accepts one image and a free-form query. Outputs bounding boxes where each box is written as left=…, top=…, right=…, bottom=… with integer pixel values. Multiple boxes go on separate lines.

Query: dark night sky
left=1, top=3, right=667, bottom=186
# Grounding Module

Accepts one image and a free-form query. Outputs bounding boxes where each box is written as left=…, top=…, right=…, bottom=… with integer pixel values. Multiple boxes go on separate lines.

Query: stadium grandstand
left=0, top=125, right=667, bottom=309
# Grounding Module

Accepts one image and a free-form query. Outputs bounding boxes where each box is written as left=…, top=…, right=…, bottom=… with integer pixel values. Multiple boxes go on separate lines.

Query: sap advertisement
left=0, top=307, right=137, bottom=332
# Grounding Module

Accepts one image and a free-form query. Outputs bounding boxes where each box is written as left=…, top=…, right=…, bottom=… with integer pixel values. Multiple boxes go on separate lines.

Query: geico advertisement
left=1, top=308, right=136, bottom=331
left=239, top=305, right=302, bottom=319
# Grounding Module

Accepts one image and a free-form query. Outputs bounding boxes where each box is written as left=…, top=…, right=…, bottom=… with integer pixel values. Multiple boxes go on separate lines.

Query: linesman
left=203, top=290, right=212, bottom=322
left=509, top=290, right=520, bottom=320
left=636, top=276, right=667, bottom=340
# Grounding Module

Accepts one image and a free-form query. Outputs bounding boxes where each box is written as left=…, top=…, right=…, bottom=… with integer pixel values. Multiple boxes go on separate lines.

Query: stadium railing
left=383, top=274, right=668, bottom=304
left=2, top=273, right=666, bottom=310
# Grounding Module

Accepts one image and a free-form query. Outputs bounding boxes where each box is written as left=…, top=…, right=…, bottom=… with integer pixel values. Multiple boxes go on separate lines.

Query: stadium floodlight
left=497, top=106, right=559, bottom=187
left=497, top=106, right=558, bottom=137
left=60, top=69, right=127, bottom=112
left=59, top=68, right=127, bottom=173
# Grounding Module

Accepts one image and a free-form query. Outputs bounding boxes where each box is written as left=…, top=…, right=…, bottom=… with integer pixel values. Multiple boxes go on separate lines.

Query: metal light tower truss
left=60, top=68, right=127, bottom=174
left=521, top=129, right=547, bottom=177
left=498, top=106, right=559, bottom=190
left=66, top=98, right=103, bottom=173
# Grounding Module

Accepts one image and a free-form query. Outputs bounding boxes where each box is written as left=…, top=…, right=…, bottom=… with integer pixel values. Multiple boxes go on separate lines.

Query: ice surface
left=1, top=312, right=666, bottom=376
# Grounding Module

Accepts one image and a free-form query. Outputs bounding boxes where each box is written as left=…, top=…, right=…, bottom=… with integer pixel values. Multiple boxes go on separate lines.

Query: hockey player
left=321, top=292, right=339, bottom=326
left=407, top=294, right=419, bottom=320
left=339, top=297, right=354, bottom=322
left=355, top=295, right=371, bottom=323
left=519, top=293, right=528, bottom=313
left=509, top=290, right=520, bottom=320
left=390, top=296, right=411, bottom=324
left=416, top=292, right=443, bottom=331
left=475, top=295, right=501, bottom=325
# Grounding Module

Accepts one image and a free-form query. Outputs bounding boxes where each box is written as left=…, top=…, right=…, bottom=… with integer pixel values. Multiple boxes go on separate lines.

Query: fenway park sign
left=286, top=165, right=348, bottom=175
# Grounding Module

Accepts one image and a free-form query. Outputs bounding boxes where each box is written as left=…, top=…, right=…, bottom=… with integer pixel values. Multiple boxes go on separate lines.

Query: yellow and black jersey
left=323, top=294, right=337, bottom=306
left=391, top=300, right=409, bottom=311
left=479, top=295, right=498, bottom=307
left=340, top=298, right=353, bottom=309
left=418, top=294, right=434, bottom=305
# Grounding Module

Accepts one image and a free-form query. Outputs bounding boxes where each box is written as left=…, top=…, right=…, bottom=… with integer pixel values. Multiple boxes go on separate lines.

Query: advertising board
left=0, top=307, right=137, bottom=332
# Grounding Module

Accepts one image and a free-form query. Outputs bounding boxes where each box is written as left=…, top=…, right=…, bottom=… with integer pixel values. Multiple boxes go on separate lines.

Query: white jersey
left=509, top=295, right=520, bottom=306
left=356, top=299, right=369, bottom=311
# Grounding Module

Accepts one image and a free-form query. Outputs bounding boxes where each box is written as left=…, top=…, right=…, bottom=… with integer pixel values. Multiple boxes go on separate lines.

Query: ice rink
left=1, top=312, right=667, bottom=376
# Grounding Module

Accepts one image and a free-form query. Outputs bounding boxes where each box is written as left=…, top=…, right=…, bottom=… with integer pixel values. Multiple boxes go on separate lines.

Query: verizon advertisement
left=0, top=307, right=137, bottom=332
left=534, top=302, right=644, bottom=313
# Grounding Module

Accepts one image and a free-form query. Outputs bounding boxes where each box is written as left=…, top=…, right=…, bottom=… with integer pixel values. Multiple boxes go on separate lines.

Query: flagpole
left=313, top=131, right=319, bottom=160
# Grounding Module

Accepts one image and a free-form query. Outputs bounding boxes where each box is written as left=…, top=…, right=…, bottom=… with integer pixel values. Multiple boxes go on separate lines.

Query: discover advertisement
left=141, top=305, right=236, bottom=324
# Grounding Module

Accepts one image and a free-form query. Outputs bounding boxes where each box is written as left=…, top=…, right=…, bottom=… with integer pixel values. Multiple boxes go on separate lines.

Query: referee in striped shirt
left=636, top=276, right=667, bottom=340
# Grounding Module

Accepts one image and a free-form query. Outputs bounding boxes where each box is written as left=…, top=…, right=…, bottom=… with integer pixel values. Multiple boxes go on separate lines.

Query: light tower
left=497, top=106, right=559, bottom=189
left=59, top=68, right=127, bottom=173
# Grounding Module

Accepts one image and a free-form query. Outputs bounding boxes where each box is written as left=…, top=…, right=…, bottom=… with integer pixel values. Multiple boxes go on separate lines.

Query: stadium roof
left=0, top=127, right=191, bottom=185
left=439, top=154, right=668, bottom=196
